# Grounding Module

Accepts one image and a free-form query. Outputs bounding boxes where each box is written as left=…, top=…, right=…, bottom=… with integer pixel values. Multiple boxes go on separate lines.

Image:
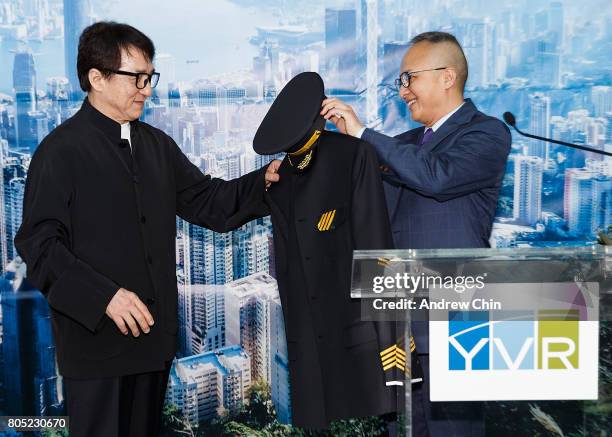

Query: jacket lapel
left=384, top=100, right=478, bottom=221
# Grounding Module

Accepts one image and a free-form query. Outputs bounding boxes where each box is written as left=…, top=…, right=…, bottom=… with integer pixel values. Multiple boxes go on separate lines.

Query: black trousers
left=63, top=360, right=172, bottom=437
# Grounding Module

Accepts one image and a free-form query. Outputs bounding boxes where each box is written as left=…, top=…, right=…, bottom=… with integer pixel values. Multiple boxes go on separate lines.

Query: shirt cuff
left=356, top=126, right=367, bottom=139
left=386, top=381, right=404, bottom=386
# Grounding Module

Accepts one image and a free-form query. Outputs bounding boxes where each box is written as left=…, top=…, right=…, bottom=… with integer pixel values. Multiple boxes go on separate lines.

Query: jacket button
left=145, top=297, right=156, bottom=306
left=133, top=175, right=139, bottom=184
left=304, top=256, right=311, bottom=261
left=147, top=255, right=153, bottom=264
left=141, top=215, right=146, bottom=224
left=310, top=295, right=317, bottom=300
left=297, top=218, right=305, bottom=222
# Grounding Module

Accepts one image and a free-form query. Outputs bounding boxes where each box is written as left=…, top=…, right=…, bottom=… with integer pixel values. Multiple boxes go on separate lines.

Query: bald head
left=410, top=32, right=468, bottom=93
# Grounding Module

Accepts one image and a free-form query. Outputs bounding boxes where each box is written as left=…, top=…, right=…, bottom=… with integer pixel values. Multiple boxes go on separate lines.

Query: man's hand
left=106, top=288, right=154, bottom=337
left=265, top=159, right=281, bottom=189
left=320, top=98, right=364, bottom=137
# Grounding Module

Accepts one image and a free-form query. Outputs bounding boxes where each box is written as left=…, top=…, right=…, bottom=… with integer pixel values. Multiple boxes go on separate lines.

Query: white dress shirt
left=121, top=121, right=132, bottom=153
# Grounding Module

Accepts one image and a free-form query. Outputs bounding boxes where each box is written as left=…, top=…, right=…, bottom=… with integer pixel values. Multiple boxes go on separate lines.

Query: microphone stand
left=503, top=112, right=612, bottom=158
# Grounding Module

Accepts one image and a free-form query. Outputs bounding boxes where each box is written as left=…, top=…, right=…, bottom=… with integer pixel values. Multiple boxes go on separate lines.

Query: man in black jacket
left=14, top=21, right=280, bottom=437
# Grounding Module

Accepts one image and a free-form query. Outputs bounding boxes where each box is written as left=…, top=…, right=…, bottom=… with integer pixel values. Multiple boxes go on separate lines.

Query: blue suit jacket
left=362, top=99, right=511, bottom=353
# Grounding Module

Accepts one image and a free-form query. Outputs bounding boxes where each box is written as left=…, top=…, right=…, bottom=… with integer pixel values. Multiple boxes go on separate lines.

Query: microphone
left=503, top=111, right=611, bottom=157
left=502, top=112, right=515, bottom=127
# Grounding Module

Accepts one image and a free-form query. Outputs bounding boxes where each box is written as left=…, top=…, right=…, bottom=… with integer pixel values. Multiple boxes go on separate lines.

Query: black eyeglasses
left=105, top=69, right=160, bottom=89
left=394, top=67, right=446, bottom=89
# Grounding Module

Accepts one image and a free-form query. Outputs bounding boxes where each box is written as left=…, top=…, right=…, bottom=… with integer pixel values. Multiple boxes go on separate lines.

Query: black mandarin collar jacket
left=15, top=97, right=269, bottom=378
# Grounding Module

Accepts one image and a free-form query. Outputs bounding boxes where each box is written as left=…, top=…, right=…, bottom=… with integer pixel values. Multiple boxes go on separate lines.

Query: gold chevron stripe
left=381, top=345, right=406, bottom=360
left=382, top=356, right=406, bottom=367
left=317, top=212, right=330, bottom=231
left=382, top=350, right=405, bottom=360
left=382, top=355, right=401, bottom=366
left=383, top=360, right=407, bottom=372
left=380, top=344, right=397, bottom=356
left=381, top=351, right=397, bottom=361
left=322, top=211, right=331, bottom=231
left=324, top=209, right=336, bottom=230
left=382, top=350, right=406, bottom=361
left=323, top=211, right=332, bottom=229
left=321, top=211, right=331, bottom=231
left=317, top=213, right=326, bottom=230
left=323, top=210, right=334, bottom=230
left=382, top=357, right=395, bottom=367
left=381, top=342, right=410, bottom=375
left=383, top=362, right=396, bottom=371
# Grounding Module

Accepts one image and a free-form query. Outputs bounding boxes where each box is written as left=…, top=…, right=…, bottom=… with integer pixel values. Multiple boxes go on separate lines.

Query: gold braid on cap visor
left=287, top=129, right=321, bottom=170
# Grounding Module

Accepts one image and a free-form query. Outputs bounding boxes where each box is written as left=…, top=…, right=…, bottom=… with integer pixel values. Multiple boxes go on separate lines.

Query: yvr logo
left=448, top=311, right=579, bottom=371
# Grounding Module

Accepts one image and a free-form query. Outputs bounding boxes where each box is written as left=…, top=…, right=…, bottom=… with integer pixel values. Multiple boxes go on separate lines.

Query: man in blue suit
left=321, top=31, right=511, bottom=436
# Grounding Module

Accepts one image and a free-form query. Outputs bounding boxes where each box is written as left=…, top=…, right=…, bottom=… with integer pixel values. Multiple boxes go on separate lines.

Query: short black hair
left=77, top=21, right=155, bottom=92
left=410, top=31, right=468, bottom=92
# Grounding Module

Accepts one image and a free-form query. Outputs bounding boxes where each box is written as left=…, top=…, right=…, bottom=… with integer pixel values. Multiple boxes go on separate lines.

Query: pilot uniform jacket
left=14, top=98, right=268, bottom=379
left=265, top=130, right=406, bottom=430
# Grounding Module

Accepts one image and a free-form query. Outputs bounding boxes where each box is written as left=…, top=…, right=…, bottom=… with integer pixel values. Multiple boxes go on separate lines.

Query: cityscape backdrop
left=0, top=0, right=610, bottom=435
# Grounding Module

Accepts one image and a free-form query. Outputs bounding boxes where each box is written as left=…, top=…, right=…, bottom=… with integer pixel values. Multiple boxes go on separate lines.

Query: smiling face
left=87, top=46, right=153, bottom=124
left=398, top=41, right=464, bottom=127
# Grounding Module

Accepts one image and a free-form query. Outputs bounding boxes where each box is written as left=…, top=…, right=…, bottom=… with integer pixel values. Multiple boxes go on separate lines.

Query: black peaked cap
left=253, top=72, right=325, bottom=155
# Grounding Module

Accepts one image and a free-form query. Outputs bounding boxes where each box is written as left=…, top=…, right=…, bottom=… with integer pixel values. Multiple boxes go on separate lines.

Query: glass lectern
left=352, top=246, right=611, bottom=436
